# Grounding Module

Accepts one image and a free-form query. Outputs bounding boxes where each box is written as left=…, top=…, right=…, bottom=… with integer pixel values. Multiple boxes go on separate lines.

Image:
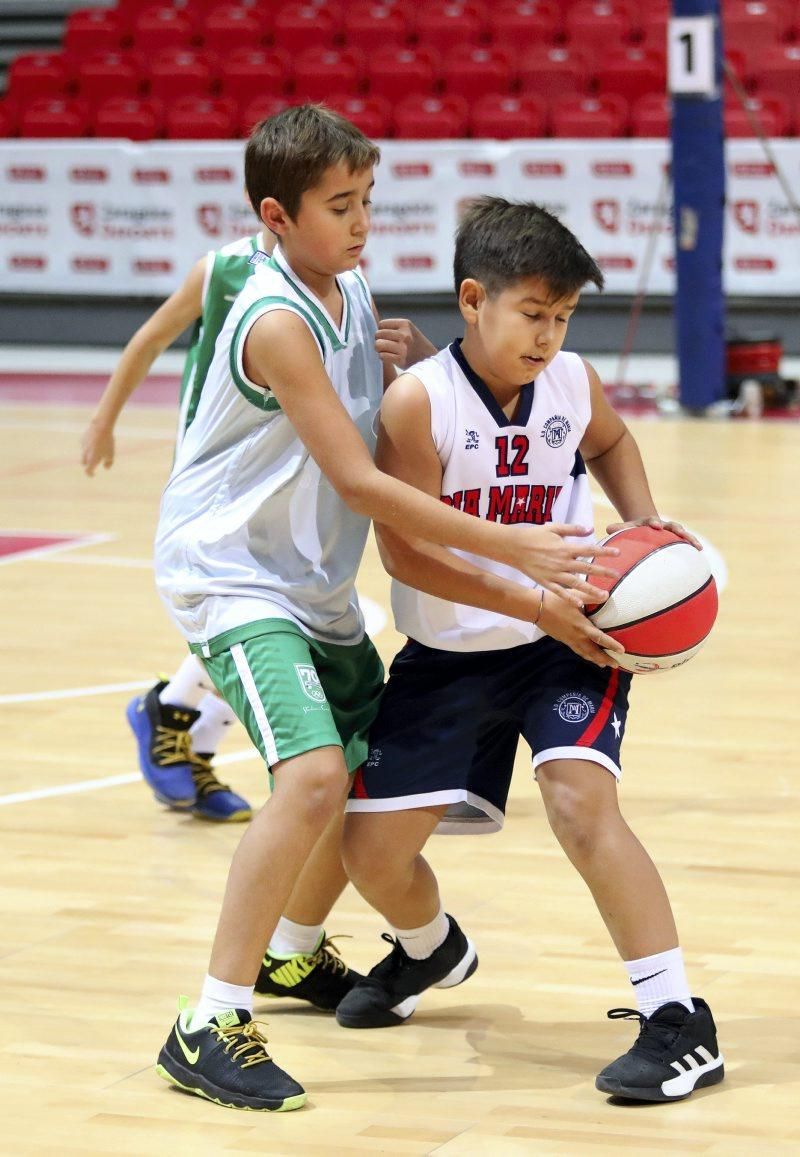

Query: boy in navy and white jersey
left=151, top=111, right=617, bottom=1113
left=337, top=198, right=724, bottom=1105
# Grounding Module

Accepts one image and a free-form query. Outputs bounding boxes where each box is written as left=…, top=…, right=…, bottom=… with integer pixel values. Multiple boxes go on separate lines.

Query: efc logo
left=465, top=429, right=479, bottom=450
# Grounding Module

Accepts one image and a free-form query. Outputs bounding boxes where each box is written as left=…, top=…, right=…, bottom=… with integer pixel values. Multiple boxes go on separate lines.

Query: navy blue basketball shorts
left=346, top=635, right=632, bottom=835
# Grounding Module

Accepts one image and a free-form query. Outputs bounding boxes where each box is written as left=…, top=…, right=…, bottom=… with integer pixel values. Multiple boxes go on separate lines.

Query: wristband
left=533, top=588, right=545, bottom=625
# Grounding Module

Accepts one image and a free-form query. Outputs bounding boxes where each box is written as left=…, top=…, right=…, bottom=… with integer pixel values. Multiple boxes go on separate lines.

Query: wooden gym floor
left=1, top=367, right=798, bottom=1156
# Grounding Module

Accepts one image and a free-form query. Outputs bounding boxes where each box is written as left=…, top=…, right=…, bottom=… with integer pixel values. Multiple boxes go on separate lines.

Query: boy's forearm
left=377, top=528, right=542, bottom=621
left=351, top=464, right=542, bottom=567
left=91, top=338, right=166, bottom=427
left=587, top=430, right=659, bottom=522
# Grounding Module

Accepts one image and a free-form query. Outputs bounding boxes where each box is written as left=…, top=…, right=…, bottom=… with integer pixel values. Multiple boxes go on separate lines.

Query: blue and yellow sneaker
left=157, top=1000, right=306, bottom=1112
left=125, top=680, right=196, bottom=809
left=191, top=754, right=252, bottom=823
left=255, top=933, right=363, bottom=1011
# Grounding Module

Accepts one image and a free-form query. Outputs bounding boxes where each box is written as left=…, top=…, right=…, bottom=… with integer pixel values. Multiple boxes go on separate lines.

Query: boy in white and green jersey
left=152, top=103, right=616, bottom=1113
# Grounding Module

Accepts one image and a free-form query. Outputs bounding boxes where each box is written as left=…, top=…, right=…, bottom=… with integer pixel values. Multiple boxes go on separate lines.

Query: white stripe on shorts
left=231, top=642, right=279, bottom=766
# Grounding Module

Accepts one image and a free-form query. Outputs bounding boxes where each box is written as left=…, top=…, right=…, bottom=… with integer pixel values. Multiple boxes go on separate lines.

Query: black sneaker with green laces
left=255, top=933, right=363, bottom=1011
left=335, top=915, right=478, bottom=1028
left=595, top=998, right=724, bottom=1102
left=156, top=1002, right=306, bottom=1112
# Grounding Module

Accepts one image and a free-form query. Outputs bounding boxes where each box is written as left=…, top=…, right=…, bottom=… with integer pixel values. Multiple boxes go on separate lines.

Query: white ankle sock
left=192, top=974, right=254, bottom=1028
left=189, top=692, right=237, bottom=756
left=624, top=947, right=694, bottom=1017
left=268, top=917, right=323, bottom=957
left=159, top=653, right=215, bottom=711
left=392, top=906, right=449, bottom=960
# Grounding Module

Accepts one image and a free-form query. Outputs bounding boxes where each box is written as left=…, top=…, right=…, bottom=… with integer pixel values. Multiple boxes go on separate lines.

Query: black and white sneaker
left=335, top=915, right=477, bottom=1028
left=595, top=998, right=724, bottom=1102
left=157, top=1003, right=306, bottom=1112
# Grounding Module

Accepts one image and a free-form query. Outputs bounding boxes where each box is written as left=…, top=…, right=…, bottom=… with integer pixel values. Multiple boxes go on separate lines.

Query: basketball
left=586, top=526, right=718, bottom=674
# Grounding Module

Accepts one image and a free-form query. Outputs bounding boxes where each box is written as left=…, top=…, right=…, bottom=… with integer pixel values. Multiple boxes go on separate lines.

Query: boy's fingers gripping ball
left=584, top=526, right=718, bottom=673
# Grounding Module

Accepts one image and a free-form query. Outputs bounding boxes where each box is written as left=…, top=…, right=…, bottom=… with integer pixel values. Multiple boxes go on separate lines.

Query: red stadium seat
left=725, top=93, right=792, bottom=136
left=366, top=45, right=439, bottom=104
left=325, top=93, right=391, bottom=136
left=7, top=52, right=72, bottom=102
left=165, top=96, right=237, bottom=138
left=637, top=9, right=669, bottom=53
left=469, top=92, right=547, bottom=138
left=564, top=2, right=633, bottom=62
left=74, top=51, right=143, bottom=103
left=0, top=99, right=19, bottom=137
left=238, top=95, right=293, bottom=136
left=441, top=45, right=514, bottom=101
left=594, top=47, right=666, bottom=103
left=415, top=3, right=485, bottom=54
left=272, top=3, right=340, bottom=54
left=200, top=4, right=267, bottom=54
left=131, top=5, right=194, bottom=52
left=342, top=3, right=411, bottom=52
left=629, top=91, right=670, bottom=136
left=20, top=97, right=90, bottom=138
left=517, top=45, right=591, bottom=100
left=723, top=1, right=789, bottom=52
left=293, top=46, right=364, bottom=103
left=754, top=42, right=800, bottom=100
left=550, top=94, right=628, bottom=137
left=64, top=8, right=126, bottom=55
left=217, top=47, right=291, bottom=104
left=93, top=96, right=163, bottom=140
left=486, top=1, right=560, bottom=51
left=393, top=93, right=468, bottom=138
left=145, top=49, right=215, bottom=101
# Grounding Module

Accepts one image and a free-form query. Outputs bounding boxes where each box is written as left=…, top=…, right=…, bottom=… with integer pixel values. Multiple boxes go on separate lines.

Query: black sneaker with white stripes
left=596, top=998, right=724, bottom=1102
left=335, top=915, right=477, bottom=1028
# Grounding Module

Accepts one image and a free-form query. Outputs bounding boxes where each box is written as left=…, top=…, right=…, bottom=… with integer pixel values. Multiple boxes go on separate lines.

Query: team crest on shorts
left=294, top=664, right=327, bottom=703
left=541, top=414, right=571, bottom=448
left=554, top=691, right=595, bottom=723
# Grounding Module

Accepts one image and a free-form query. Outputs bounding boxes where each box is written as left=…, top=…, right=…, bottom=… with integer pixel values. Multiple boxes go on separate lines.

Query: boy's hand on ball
left=606, top=516, right=702, bottom=550
left=538, top=592, right=624, bottom=667
left=513, top=523, right=619, bottom=607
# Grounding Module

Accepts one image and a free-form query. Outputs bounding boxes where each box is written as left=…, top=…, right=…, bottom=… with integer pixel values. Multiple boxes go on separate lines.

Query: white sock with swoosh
left=624, top=947, right=694, bottom=1017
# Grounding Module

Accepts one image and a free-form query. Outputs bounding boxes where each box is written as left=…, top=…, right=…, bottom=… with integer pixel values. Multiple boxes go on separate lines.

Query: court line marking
left=0, top=531, right=115, bottom=566
left=0, top=679, right=151, bottom=705
left=0, top=416, right=174, bottom=438
left=0, top=749, right=258, bottom=808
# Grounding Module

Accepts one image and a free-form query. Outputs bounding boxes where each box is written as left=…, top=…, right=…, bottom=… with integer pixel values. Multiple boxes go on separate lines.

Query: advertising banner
left=0, top=139, right=798, bottom=296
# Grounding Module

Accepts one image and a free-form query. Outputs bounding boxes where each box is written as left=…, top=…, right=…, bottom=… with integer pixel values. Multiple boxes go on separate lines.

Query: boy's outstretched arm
left=80, top=258, right=207, bottom=475
left=245, top=316, right=617, bottom=602
left=372, top=373, right=622, bottom=666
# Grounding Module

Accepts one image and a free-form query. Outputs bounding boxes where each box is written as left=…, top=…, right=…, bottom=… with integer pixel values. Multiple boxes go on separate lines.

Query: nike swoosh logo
left=631, top=968, right=667, bottom=986
left=174, top=1025, right=200, bottom=1064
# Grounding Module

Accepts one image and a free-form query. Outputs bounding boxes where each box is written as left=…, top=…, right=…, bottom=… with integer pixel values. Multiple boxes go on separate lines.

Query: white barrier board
left=0, top=139, right=797, bottom=296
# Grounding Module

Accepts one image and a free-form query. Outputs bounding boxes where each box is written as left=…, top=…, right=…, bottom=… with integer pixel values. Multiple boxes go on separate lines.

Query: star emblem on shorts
left=611, top=713, right=622, bottom=739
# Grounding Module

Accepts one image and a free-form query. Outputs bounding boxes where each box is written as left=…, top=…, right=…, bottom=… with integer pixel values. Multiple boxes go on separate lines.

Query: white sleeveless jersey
left=392, top=341, right=595, bottom=652
left=154, top=244, right=382, bottom=650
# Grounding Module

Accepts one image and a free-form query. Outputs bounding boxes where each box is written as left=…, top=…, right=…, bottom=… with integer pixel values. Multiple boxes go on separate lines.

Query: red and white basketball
left=587, top=525, right=718, bottom=674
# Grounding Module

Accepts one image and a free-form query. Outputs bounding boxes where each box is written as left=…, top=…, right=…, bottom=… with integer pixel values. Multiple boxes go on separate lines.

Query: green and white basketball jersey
left=155, top=244, right=382, bottom=651
left=176, top=232, right=264, bottom=445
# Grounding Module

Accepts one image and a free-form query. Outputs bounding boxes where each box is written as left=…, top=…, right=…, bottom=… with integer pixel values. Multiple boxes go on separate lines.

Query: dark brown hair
left=245, top=103, right=381, bottom=220
left=454, top=196, right=604, bottom=299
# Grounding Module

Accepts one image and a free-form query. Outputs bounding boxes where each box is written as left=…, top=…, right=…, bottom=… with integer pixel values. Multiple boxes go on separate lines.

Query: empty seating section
left=2, top=0, right=798, bottom=138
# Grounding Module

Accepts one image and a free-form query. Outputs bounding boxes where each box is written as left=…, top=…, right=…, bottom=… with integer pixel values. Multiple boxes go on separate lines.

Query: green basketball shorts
left=194, top=621, right=384, bottom=773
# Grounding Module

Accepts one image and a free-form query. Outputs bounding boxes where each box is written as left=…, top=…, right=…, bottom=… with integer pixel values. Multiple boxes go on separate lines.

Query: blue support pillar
left=670, top=0, right=726, bottom=411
